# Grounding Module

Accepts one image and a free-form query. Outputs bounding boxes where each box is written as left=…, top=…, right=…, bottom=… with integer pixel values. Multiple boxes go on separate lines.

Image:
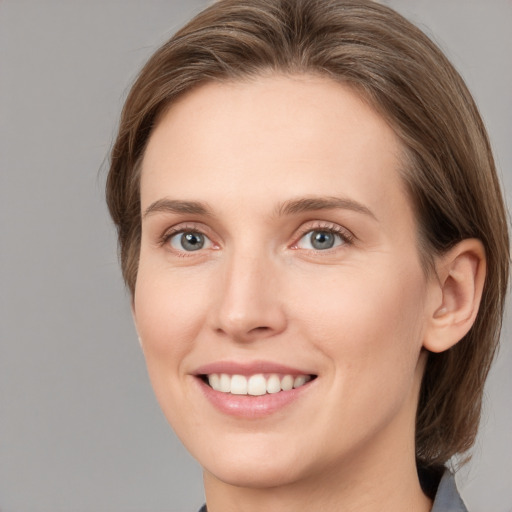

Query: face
left=134, top=75, right=434, bottom=489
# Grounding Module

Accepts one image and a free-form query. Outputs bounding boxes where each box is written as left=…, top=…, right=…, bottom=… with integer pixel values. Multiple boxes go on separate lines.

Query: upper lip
left=193, top=360, right=315, bottom=377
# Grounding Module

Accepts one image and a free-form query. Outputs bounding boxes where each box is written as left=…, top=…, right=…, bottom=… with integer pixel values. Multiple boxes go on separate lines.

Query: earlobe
left=423, top=239, right=486, bottom=353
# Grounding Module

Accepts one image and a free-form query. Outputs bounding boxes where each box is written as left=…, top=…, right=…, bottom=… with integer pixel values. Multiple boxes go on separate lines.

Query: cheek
left=294, top=261, right=426, bottom=342
left=290, top=262, right=427, bottom=401
left=133, top=263, right=209, bottom=381
left=132, top=265, right=215, bottom=438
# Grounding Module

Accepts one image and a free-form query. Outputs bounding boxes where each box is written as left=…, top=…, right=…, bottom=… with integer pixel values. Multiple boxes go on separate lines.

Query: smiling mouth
left=200, top=373, right=316, bottom=396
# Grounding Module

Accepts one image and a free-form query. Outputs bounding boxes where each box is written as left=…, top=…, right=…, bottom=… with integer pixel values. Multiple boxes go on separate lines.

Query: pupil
left=182, top=232, right=204, bottom=251
left=311, top=231, right=334, bottom=250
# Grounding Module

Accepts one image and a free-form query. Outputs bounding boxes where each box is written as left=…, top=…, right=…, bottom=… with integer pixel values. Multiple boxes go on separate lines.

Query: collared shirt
left=197, top=469, right=468, bottom=512
left=431, top=471, right=468, bottom=512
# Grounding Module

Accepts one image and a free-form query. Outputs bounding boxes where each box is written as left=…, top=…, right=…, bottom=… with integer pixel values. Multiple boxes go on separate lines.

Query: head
left=107, top=0, right=509, bottom=474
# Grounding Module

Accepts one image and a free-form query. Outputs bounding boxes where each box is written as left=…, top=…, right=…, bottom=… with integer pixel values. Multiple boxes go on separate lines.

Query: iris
left=310, top=231, right=336, bottom=250
left=180, top=232, right=205, bottom=251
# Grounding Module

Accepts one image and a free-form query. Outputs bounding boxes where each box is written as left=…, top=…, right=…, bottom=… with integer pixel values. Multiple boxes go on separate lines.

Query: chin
left=189, top=432, right=315, bottom=489
left=204, top=455, right=308, bottom=489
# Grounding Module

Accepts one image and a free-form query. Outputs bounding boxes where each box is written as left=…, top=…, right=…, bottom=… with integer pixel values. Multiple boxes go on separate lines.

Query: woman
left=106, top=0, right=509, bottom=510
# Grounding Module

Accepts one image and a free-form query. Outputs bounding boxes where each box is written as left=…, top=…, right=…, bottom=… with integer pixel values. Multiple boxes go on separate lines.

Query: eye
left=168, top=231, right=212, bottom=252
left=296, top=229, right=347, bottom=251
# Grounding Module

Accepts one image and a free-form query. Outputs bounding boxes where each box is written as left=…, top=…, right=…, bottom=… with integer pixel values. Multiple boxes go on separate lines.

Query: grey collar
left=431, top=470, right=468, bottom=512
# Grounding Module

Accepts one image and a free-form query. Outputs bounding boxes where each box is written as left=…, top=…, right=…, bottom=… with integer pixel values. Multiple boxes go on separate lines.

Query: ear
left=423, top=239, right=486, bottom=353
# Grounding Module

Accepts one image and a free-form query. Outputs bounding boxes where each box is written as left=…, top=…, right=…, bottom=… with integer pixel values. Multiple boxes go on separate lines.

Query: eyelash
left=292, top=222, right=355, bottom=250
left=158, top=224, right=212, bottom=255
left=158, top=222, right=355, bottom=254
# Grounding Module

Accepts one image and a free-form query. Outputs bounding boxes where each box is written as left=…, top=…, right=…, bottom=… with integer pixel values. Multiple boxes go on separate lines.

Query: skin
left=133, top=75, right=484, bottom=512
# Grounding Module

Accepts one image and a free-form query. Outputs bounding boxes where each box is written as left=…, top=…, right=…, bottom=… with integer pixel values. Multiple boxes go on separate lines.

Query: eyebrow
left=276, top=196, right=376, bottom=220
left=142, top=196, right=376, bottom=221
left=143, top=199, right=212, bottom=219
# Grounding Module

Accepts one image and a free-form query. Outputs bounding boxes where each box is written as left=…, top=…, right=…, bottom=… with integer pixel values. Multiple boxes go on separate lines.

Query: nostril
left=250, top=326, right=271, bottom=333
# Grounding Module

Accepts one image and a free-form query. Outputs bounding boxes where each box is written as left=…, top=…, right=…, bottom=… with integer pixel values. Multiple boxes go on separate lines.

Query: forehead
left=140, top=74, right=410, bottom=225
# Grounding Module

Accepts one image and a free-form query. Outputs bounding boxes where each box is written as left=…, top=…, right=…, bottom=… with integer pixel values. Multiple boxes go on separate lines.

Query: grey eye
left=170, top=232, right=210, bottom=251
left=296, top=230, right=344, bottom=250
left=310, top=231, right=335, bottom=250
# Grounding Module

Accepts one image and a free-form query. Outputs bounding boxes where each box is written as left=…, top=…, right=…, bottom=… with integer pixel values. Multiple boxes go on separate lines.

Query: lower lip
left=195, top=377, right=314, bottom=419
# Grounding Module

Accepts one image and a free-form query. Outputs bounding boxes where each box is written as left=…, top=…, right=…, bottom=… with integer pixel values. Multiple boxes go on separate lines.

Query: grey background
left=1, top=1, right=510, bottom=511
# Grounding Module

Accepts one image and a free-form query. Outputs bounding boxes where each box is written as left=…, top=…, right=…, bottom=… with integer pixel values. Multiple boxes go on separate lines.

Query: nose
left=209, top=250, right=287, bottom=343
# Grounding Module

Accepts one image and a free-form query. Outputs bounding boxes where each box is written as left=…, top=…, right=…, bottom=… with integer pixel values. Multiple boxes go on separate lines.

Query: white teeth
left=293, top=375, right=306, bottom=388
left=280, top=375, right=294, bottom=391
left=219, top=373, right=231, bottom=393
left=266, top=374, right=281, bottom=394
left=206, top=373, right=312, bottom=395
left=230, top=374, right=248, bottom=395
left=248, top=374, right=267, bottom=396
left=209, top=373, right=221, bottom=391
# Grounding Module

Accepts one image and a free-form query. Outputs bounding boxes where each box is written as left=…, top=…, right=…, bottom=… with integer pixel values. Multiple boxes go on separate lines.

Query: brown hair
left=106, top=0, right=509, bottom=469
